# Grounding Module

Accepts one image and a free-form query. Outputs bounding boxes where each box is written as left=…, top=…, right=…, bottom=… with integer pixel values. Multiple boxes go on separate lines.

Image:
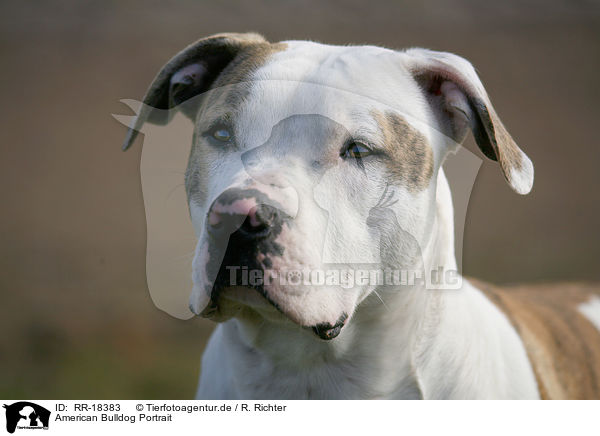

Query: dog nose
left=240, top=204, right=280, bottom=236
left=207, top=190, right=283, bottom=239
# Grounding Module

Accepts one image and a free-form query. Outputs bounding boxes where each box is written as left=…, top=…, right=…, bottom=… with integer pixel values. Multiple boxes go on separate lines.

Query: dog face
left=122, top=33, right=533, bottom=339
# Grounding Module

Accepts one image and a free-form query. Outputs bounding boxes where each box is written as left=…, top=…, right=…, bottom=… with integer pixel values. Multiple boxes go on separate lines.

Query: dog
left=121, top=33, right=600, bottom=399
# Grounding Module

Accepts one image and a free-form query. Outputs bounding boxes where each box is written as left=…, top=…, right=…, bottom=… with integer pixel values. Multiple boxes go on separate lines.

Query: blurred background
left=1, top=0, right=599, bottom=399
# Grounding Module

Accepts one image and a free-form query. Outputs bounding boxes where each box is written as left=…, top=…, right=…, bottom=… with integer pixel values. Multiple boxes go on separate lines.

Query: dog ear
left=121, top=32, right=266, bottom=151
left=404, top=48, right=533, bottom=195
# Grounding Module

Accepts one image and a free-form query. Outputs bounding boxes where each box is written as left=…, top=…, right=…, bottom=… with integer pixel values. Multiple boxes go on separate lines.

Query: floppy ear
left=121, top=32, right=266, bottom=151
left=404, top=48, right=533, bottom=195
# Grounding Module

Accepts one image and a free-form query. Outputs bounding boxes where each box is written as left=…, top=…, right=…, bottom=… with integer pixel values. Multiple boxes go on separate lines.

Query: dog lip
left=198, top=300, right=219, bottom=318
left=196, top=284, right=350, bottom=336
left=311, top=313, right=349, bottom=340
left=196, top=285, right=280, bottom=319
left=219, top=286, right=275, bottom=309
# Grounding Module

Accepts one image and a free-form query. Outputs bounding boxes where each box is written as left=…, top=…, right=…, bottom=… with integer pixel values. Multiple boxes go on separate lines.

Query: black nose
left=207, top=189, right=284, bottom=240
left=238, top=204, right=281, bottom=237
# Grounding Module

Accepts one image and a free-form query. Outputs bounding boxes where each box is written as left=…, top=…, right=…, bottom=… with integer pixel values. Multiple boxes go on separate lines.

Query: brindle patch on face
left=185, top=41, right=288, bottom=204
left=474, top=279, right=600, bottom=400
left=197, top=42, right=288, bottom=123
left=371, top=110, right=434, bottom=192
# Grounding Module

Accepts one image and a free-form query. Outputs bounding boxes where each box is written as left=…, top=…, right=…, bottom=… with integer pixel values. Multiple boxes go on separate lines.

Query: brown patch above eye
left=370, top=110, right=434, bottom=192
left=187, top=42, right=288, bottom=202
left=199, top=42, right=289, bottom=117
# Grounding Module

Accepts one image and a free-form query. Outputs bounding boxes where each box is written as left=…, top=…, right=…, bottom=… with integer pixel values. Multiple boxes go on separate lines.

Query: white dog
left=122, top=33, right=600, bottom=399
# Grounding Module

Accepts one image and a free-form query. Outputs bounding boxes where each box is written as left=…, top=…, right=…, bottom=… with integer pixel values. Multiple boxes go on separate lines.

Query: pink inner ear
left=441, top=81, right=471, bottom=119
left=170, top=63, right=207, bottom=88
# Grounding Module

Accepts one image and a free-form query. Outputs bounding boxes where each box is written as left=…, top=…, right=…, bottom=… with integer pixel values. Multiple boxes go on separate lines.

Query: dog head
left=122, top=33, right=533, bottom=339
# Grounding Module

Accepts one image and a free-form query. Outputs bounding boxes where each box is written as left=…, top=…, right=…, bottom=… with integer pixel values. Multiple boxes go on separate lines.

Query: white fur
left=509, top=154, right=535, bottom=195
left=190, top=41, right=539, bottom=399
left=579, top=297, right=600, bottom=332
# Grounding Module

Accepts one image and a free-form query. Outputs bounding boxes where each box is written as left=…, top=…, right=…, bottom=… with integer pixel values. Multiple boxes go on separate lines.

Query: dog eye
left=205, top=123, right=233, bottom=143
left=212, top=127, right=232, bottom=142
left=342, top=141, right=372, bottom=159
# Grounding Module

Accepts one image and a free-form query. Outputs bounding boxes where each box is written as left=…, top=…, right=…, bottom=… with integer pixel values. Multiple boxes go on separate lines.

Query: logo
left=3, top=402, right=50, bottom=434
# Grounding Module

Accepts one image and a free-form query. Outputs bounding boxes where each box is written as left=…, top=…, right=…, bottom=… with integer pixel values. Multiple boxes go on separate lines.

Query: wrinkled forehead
left=199, top=41, right=432, bottom=147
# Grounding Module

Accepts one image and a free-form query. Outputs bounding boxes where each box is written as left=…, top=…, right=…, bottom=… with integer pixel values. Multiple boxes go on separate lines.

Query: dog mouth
left=197, top=282, right=349, bottom=340
left=193, top=196, right=351, bottom=340
left=218, top=285, right=276, bottom=308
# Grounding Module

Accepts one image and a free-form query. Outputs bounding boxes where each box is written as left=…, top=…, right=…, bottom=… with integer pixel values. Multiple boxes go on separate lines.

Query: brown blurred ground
left=1, top=0, right=599, bottom=398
